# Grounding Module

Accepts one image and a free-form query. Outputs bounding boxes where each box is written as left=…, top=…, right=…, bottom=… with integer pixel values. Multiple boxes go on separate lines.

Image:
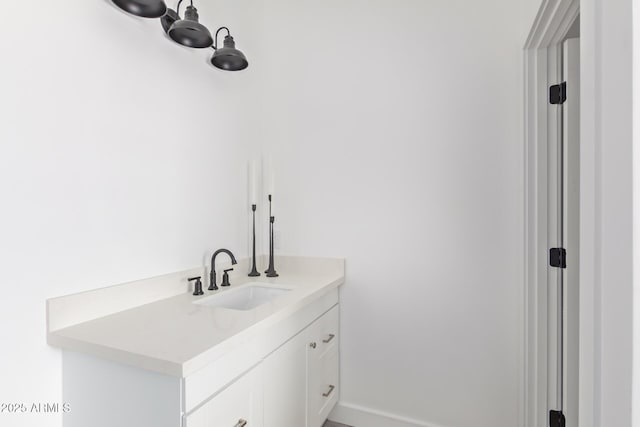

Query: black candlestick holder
left=248, top=204, right=260, bottom=277
left=265, top=216, right=279, bottom=277
left=265, top=195, right=279, bottom=277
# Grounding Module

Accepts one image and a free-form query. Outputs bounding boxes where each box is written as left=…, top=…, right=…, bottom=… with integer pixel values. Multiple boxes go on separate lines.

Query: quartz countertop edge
left=47, top=260, right=344, bottom=378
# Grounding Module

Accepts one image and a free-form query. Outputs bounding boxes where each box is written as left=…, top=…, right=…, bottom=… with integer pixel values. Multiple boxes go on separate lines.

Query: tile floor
left=323, top=421, right=352, bottom=427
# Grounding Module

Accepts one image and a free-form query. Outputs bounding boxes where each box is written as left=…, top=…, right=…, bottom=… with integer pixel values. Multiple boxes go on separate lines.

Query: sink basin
left=194, top=284, right=292, bottom=311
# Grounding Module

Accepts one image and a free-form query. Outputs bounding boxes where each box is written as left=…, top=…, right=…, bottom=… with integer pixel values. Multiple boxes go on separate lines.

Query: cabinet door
left=184, top=366, right=262, bottom=427
left=263, top=331, right=308, bottom=427
left=307, top=305, right=340, bottom=427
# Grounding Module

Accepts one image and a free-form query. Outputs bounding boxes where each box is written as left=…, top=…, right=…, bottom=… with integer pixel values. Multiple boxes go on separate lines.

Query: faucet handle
left=189, top=277, right=204, bottom=296
left=221, top=268, right=233, bottom=287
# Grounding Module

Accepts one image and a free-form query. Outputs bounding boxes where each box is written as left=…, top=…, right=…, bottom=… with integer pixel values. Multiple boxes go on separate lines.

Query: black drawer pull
left=322, top=385, right=335, bottom=397
left=323, top=334, right=336, bottom=344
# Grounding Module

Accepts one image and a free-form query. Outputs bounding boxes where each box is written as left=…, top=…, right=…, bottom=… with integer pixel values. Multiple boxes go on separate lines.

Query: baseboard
left=328, top=401, right=447, bottom=427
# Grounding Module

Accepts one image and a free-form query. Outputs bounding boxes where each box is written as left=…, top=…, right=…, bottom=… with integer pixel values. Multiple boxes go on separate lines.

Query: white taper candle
left=250, top=160, right=257, bottom=204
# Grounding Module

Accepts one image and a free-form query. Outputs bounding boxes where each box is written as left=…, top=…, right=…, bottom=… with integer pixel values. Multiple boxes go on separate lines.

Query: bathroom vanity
left=47, top=256, right=344, bottom=427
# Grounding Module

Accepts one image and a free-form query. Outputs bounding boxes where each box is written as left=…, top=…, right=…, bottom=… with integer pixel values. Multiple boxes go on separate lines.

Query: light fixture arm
left=212, top=27, right=231, bottom=50
left=175, top=0, right=193, bottom=17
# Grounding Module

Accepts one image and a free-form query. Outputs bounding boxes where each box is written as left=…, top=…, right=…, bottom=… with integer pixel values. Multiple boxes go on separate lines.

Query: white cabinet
left=306, top=305, right=340, bottom=427
left=263, top=304, right=340, bottom=427
left=62, top=291, right=340, bottom=427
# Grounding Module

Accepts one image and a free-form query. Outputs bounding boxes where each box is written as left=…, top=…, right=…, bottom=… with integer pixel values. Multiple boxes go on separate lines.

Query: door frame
left=525, top=0, right=635, bottom=426
left=523, top=1, right=581, bottom=427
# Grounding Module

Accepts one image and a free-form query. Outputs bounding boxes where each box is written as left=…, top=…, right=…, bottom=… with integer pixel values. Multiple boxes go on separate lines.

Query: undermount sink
left=194, top=283, right=292, bottom=311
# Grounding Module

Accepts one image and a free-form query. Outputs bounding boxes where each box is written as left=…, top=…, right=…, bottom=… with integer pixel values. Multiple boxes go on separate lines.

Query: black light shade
left=211, top=35, right=248, bottom=71
left=112, top=0, right=167, bottom=18
left=168, top=5, right=213, bottom=48
left=160, top=9, right=180, bottom=33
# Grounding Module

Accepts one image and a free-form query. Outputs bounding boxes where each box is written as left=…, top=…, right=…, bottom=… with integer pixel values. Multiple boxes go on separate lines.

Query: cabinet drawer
left=307, top=305, right=340, bottom=427
left=184, top=367, right=262, bottom=427
left=307, top=304, right=339, bottom=356
left=308, top=347, right=339, bottom=427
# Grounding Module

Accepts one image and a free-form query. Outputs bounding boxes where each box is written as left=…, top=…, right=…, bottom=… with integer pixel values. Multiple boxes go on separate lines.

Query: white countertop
left=47, top=256, right=345, bottom=378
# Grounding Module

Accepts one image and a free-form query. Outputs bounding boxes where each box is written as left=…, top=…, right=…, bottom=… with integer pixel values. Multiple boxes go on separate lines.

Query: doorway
left=547, top=32, right=580, bottom=427
left=523, top=2, right=581, bottom=426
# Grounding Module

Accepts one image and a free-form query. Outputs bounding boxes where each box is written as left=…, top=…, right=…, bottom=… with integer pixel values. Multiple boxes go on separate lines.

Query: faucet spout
left=209, top=249, right=237, bottom=291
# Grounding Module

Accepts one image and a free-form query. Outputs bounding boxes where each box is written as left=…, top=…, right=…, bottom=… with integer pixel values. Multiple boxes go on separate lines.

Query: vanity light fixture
left=112, top=0, right=167, bottom=18
left=111, top=0, right=249, bottom=72
left=163, top=0, right=213, bottom=48
left=210, top=27, right=249, bottom=71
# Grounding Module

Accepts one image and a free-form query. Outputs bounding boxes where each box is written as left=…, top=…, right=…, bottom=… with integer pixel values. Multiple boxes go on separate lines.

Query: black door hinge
left=550, top=410, right=566, bottom=427
left=550, top=248, right=567, bottom=268
left=550, top=82, right=567, bottom=104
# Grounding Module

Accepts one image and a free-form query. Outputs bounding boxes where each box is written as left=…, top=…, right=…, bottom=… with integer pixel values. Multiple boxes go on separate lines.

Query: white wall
left=0, top=1, right=263, bottom=426
left=0, top=2, right=591, bottom=427
left=260, top=1, right=524, bottom=426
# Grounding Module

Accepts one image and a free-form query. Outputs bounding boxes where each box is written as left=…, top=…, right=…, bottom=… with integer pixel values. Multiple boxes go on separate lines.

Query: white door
left=548, top=36, right=580, bottom=427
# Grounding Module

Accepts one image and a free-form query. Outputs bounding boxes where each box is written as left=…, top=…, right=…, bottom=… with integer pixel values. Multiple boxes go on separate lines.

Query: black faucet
left=209, top=249, right=237, bottom=291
